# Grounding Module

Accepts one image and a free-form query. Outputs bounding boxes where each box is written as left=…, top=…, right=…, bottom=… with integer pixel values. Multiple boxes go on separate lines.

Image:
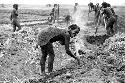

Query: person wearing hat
left=10, top=4, right=21, bottom=32
left=35, top=24, right=81, bottom=75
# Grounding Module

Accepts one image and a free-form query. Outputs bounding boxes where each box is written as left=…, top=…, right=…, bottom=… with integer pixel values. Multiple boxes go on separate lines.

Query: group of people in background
left=88, top=1, right=118, bottom=36
left=10, top=4, right=60, bottom=32
left=10, top=3, right=77, bottom=32
left=49, top=3, right=78, bottom=26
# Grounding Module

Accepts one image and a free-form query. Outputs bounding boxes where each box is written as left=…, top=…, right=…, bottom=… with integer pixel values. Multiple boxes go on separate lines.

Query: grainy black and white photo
left=0, top=0, right=125, bottom=83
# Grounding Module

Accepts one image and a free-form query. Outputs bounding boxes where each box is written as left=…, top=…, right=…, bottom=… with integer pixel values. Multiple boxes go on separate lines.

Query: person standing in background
left=53, top=4, right=58, bottom=23
left=74, top=3, right=78, bottom=14
left=10, top=4, right=21, bottom=32
left=65, top=15, right=72, bottom=26
left=100, top=7, right=117, bottom=36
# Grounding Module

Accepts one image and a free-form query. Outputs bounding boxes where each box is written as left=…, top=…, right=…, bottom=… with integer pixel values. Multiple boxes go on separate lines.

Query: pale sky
left=0, top=0, right=125, bottom=6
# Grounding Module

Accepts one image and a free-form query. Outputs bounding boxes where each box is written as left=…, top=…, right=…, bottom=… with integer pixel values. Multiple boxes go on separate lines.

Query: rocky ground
left=0, top=19, right=125, bottom=83
left=1, top=5, right=125, bottom=83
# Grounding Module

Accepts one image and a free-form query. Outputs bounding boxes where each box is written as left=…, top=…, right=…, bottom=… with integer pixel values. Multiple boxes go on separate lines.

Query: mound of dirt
left=86, top=34, right=110, bottom=45
left=1, top=22, right=125, bottom=83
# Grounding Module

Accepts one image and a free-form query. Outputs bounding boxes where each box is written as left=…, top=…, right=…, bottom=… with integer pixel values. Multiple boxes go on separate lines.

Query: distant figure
left=53, top=4, right=58, bottom=23
left=57, top=4, right=60, bottom=22
left=101, top=7, right=117, bottom=36
left=88, top=2, right=96, bottom=18
left=65, top=15, right=72, bottom=26
left=88, top=2, right=94, bottom=12
left=94, top=3, right=101, bottom=25
left=74, top=3, right=78, bottom=14
left=35, top=24, right=80, bottom=75
left=88, top=3, right=101, bottom=25
left=46, top=4, right=51, bottom=7
left=10, top=4, right=21, bottom=32
left=49, top=8, right=55, bottom=23
left=49, top=4, right=59, bottom=24
left=101, top=2, right=111, bottom=8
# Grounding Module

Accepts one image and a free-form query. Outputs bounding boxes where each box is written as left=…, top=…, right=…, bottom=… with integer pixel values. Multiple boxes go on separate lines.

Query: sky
left=0, top=0, right=125, bottom=6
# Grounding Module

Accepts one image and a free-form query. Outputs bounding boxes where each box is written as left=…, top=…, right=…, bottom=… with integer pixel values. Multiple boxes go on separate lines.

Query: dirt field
left=0, top=4, right=125, bottom=83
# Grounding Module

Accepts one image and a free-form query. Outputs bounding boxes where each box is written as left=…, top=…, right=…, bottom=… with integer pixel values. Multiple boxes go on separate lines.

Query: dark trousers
left=40, top=42, right=55, bottom=73
left=106, top=16, right=116, bottom=35
left=12, top=19, right=21, bottom=32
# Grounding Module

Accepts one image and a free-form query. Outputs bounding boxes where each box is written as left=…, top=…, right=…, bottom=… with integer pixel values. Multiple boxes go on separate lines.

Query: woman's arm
left=64, top=34, right=78, bottom=60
